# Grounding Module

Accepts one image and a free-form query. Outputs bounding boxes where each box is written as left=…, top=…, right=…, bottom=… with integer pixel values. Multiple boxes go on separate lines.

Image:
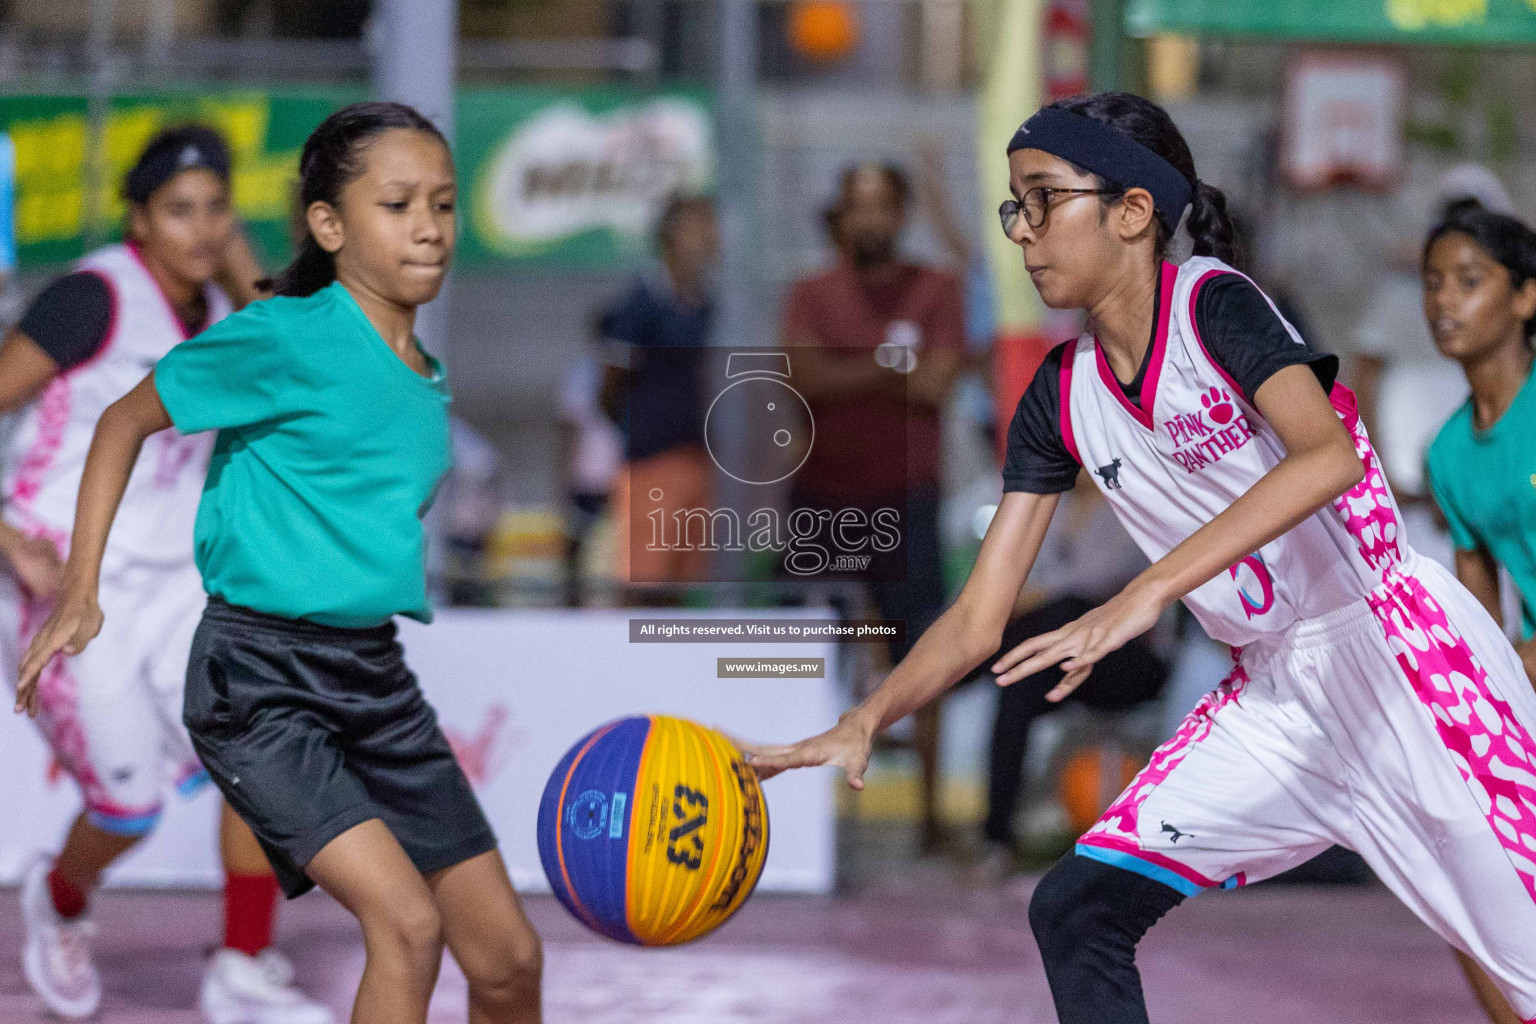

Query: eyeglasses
left=999, top=187, right=1121, bottom=235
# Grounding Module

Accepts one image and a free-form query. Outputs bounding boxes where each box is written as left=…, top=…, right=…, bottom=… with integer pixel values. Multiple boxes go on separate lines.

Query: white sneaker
left=200, top=948, right=334, bottom=1024
left=19, top=857, right=102, bottom=1019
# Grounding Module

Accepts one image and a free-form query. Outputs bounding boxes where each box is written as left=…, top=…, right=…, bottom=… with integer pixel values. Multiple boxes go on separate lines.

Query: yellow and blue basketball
left=537, top=715, right=770, bottom=946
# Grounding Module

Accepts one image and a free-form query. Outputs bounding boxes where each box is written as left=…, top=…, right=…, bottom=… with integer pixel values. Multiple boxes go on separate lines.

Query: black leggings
left=1029, top=853, right=1186, bottom=1024
left=974, top=596, right=1169, bottom=844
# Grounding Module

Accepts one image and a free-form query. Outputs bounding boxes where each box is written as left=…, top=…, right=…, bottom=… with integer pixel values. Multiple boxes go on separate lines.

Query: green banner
left=0, top=85, right=714, bottom=271
left=1126, top=0, right=1536, bottom=43
left=458, top=86, right=715, bottom=269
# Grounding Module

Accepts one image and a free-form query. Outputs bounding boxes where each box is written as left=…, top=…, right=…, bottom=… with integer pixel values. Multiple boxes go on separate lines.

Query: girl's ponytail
left=1188, top=179, right=1238, bottom=265
left=266, top=235, right=336, bottom=298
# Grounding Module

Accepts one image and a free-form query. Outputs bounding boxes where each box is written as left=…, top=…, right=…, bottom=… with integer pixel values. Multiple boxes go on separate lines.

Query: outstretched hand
left=13, top=585, right=102, bottom=716
left=739, top=710, right=876, bottom=790
left=991, top=579, right=1165, bottom=702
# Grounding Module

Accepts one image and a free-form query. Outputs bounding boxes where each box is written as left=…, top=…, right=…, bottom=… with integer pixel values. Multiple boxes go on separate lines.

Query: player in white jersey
left=0, top=127, right=330, bottom=1023
left=748, top=92, right=1536, bottom=1024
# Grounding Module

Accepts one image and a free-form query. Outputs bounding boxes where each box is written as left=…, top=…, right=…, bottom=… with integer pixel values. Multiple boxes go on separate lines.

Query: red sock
left=47, top=868, right=88, bottom=920
left=223, top=872, right=280, bottom=957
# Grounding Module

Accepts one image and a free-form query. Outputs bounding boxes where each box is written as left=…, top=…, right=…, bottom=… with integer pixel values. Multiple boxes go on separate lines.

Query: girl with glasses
left=749, top=91, right=1536, bottom=1023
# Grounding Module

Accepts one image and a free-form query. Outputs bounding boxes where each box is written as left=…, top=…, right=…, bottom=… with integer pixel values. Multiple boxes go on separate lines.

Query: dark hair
left=123, top=124, right=231, bottom=205
left=1424, top=202, right=1536, bottom=341
left=267, top=101, right=450, bottom=298
left=821, top=161, right=911, bottom=238
left=654, top=193, right=715, bottom=253
left=1048, top=92, right=1237, bottom=266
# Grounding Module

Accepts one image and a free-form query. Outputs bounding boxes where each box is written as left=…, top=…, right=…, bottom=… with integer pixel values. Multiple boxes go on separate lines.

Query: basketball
left=537, top=715, right=770, bottom=946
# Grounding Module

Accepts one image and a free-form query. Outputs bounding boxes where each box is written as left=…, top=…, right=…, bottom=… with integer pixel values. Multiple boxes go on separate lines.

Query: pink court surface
left=0, top=869, right=1493, bottom=1023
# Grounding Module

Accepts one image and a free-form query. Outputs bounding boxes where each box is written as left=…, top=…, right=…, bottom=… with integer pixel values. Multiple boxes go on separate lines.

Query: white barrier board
left=0, top=608, right=841, bottom=894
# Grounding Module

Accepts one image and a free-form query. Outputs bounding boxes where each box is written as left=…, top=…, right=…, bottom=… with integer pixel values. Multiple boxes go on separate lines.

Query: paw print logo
left=1200, top=387, right=1235, bottom=425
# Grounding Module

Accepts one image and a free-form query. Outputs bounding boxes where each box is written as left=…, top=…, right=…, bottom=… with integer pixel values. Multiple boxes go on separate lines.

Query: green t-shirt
left=1425, top=368, right=1536, bottom=642
left=155, top=281, right=452, bottom=627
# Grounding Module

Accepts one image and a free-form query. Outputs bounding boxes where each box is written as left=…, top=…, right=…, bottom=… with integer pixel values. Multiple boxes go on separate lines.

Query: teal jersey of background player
left=1426, top=368, right=1536, bottom=642
left=155, top=280, right=452, bottom=628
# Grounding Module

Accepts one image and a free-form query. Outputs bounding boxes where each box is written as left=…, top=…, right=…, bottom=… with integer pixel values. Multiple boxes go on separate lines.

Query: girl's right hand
left=739, top=709, right=877, bottom=790
left=14, top=584, right=102, bottom=716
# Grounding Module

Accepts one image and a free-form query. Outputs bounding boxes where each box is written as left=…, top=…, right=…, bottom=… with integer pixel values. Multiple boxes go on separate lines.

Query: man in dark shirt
left=602, top=195, right=718, bottom=588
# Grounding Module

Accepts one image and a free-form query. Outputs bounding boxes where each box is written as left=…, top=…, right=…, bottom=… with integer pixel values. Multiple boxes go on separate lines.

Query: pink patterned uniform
left=1058, top=257, right=1536, bottom=1019
left=0, top=242, right=230, bottom=835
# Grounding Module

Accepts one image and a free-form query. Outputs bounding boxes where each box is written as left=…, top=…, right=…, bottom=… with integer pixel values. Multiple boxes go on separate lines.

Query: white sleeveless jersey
left=2, top=243, right=231, bottom=567
left=1061, top=257, right=1406, bottom=647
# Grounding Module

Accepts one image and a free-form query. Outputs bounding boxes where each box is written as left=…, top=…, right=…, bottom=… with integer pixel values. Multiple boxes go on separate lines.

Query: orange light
left=787, top=0, right=861, bottom=63
left=1058, top=745, right=1143, bottom=833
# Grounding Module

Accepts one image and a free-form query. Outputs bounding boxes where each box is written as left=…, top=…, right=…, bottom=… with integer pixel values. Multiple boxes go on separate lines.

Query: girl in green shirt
left=1423, top=202, right=1536, bottom=1024
left=14, top=102, right=543, bottom=1024
left=1424, top=205, right=1536, bottom=681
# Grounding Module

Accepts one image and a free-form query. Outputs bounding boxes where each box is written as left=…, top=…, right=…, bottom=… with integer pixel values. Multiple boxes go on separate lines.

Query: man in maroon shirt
left=781, top=161, right=964, bottom=663
left=781, top=162, right=964, bottom=849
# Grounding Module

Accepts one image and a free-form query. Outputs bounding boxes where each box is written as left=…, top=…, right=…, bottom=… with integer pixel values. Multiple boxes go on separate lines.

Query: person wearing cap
left=0, top=125, right=331, bottom=1023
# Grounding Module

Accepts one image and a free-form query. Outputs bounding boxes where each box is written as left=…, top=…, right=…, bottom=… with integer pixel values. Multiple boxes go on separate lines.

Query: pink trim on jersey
left=1058, top=339, right=1081, bottom=465
left=8, top=379, right=71, bottom=507
left=1328, top=383, right=1404, bottom=577
left=7, top=267, right=119, bottom=513
left=1077, top=654, right=1250, bottom=890
left=1091, top=261, right=1177, bottom=431
left=1185, top=268, right=1249, bottom=401
left=126, top=240, right=203, bottom=341
left=18, top=589, right=121, bottom=818
left=1370, top=573, right=1536, bottom=905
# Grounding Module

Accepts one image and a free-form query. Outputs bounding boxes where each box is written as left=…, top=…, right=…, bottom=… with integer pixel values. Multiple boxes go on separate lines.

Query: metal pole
left=84, top=0, right=116, bottom=250
left=145, top=0, right=176, bottom=77
left=716, top=0, right=758, bottom=352
left=712, top=0, right=760, bottom=594
left=371, top=0, right=459, bottom=598
left=371, top=0, right=459, bottom=361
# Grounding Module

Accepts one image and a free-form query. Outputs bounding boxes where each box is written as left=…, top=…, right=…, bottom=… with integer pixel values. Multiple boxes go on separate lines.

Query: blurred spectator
left=601, top=194, right=718, bottom=594
left=1351, top=165, right=1515, bottom=504
left=557, top=328, right=623, bottom=606
left=964, top=477, right=1167, bottom=878
left=440, top=418, right=506, bottom=606
left=781, top=162, right=964, bottom=662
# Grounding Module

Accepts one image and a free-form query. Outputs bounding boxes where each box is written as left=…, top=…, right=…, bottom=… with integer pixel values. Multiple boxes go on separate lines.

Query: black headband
left=1007, top=107, right=1192, bottom=232
left=123, top=128, right=231, bottom=204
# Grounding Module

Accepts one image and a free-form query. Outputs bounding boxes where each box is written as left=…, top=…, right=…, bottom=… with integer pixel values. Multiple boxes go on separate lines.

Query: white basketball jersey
left=1061, top=257, right=1407, bottom=647
left=2, top=243, right=231, bottom=567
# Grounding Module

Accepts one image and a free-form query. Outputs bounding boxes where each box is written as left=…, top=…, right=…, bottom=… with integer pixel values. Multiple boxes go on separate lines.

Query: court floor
left=0, top=868, right=1491, bottom=1023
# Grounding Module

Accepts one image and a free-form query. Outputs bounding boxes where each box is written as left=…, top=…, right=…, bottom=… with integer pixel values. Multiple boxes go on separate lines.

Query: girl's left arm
left=995, top=364, right=1364, bottom=699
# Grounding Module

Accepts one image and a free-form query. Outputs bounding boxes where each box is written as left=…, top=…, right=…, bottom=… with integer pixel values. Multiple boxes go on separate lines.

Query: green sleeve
left=154, top=302, right=295, bottom=434
left=1425, top=452, right=1479, bottom=553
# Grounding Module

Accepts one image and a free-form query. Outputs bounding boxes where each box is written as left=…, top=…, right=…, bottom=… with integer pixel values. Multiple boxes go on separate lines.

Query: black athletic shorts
left=184, top=597, right=497, bottom=898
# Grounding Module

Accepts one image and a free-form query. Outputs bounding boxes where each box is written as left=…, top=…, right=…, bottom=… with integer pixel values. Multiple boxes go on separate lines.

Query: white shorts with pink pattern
left=1079, top=551, right=1536, bottom=1022
left=0, top=557, right=208, bottom=836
